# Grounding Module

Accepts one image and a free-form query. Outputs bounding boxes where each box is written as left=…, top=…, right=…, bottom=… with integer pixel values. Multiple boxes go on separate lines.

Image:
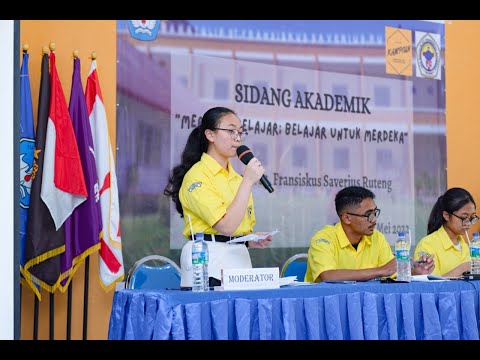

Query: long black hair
left=427, top=187, right=476, bottom=234
left=164, top=107, right=237, bottom=217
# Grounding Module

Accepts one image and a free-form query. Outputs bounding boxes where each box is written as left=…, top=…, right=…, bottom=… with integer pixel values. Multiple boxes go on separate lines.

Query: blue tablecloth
left=108, top=280, right=480, bottom=340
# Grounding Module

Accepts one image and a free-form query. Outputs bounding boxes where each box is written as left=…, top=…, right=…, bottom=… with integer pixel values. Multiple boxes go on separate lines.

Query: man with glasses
left=305, top=186, right=434, bottom=282
left=305, top=186, right=396, bottom=282
left=414, top=187, right=476, bottom=277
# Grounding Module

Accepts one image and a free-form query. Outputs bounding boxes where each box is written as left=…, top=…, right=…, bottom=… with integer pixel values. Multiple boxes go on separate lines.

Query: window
left=332, top=84, right=348, bottom=97
left=214, top=79, right=229, bottom=100
left=292, top=146, right=307, bottom=168
left=292, top=83, right=307, bottom=98
left=178, top=75, right=188, bottom=88
left=376, top=148, right=393, bottom=170
left=374, top=86, right=390, bottom=107
left=333, top=147, right=349, bottom=170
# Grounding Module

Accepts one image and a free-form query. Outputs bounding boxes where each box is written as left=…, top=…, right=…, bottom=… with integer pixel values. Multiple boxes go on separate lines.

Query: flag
left=58, top=57, right=102, bottom=291
left=86, top=59, right=124, bottom=290
left=21, top=53, right=64, bottom=299
left=19, top=52, right=35, bottom=277
left=40, top=52, right=87, bottom=231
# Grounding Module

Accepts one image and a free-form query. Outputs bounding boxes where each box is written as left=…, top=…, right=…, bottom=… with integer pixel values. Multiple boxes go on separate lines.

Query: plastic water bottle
left=395, top=231, right=411, bottom=282
left=470, top=232, right=480, bottom=274
left=203, top=238, right=209, bottom=290
left=192, top=232, right=209, bottom=292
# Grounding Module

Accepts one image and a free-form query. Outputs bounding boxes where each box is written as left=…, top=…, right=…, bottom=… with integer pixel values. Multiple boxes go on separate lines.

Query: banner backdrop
left=116, top=20, right=445, bottom=271
left=169, top=54, right=414, bottom=249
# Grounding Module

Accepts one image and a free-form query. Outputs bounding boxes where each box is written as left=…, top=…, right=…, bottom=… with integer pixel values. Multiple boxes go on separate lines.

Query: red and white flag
left=41, top=52, right=87, bottom=231
left=86, top=59, right=124, bottom=290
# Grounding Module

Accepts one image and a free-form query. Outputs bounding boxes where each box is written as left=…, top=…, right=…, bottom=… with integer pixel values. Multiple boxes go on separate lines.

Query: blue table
left=108, top=280, right=480, bottom=340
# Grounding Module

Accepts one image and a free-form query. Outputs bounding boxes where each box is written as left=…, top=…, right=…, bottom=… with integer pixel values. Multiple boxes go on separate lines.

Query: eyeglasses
left=345, top=208, right=381, bottom=222
left=214, top=128, right=248, bottom=140
left=449, top=212, right=479, bottom=226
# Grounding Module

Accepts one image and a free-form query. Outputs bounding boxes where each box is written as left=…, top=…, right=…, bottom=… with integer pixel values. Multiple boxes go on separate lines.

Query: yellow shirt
left=414, top=226, right=470, bottom=276
left=179, top=153, right=255, bottom=239
left=305, top=222, right=394, bottom=282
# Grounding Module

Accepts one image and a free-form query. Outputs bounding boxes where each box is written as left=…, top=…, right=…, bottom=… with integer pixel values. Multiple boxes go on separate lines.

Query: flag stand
left=33, top=296, right=39, bottom=340
left=66, top=283, right=72, bottom=340
left=83, top=257, right=90, bottom=340
left=49, top=293, right=54, bottom=340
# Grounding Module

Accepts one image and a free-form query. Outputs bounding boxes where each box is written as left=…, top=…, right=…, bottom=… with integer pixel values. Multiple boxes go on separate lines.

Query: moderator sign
left=222, top=268, right=279, bottom=291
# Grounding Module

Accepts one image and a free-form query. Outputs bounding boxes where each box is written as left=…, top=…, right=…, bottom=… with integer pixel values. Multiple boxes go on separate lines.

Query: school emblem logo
left=415, top=31, right=441, bottom=80
left=19, top=138, right=35, bottom=209
left=188, top=182, right=202, bottom=192
left=127, top=20, right=160, bottom=41
left=315, top=239, right=330, bottom=245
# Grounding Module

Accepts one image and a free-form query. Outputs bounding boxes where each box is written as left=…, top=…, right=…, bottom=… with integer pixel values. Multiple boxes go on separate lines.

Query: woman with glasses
left=164, top=107, right=273, bottom=288
left=414, top=187, right=477, bottom=277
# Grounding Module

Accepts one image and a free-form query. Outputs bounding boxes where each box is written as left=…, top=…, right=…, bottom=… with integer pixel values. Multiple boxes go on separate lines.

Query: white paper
left=284, top=281, right=316, bottom=286
left=280, top=276, right=316, bottom=287
left=226, top=229, right=279, bottom=244
left=411, top=275, right=429, bottom=282
left=279, top=276, right=297, bottom=286
left=411, top=274, right=449, bottom=282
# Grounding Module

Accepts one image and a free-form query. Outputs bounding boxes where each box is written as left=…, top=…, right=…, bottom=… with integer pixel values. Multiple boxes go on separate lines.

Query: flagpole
left=83, top=257, right=90, bottom=340
left=72, top=47, right=93, bottom=341
left=24, top=43, right=40, bottom=340
left=48, top=41, right=56, bottom=341
left=64, top=48, right=81, bottom=341
left=79, top=49, right=100, bottom=341
left=33, top=295, right=39, bottom=340
left=19, top=42, right=40, bottom=340
left=66, top=282, right=72, bottom=340
left=20, top=43, right=28, bottom=340
left=33, top=45, right=49, bottom=341
left=49, top=293, right=54, bottom=339
left=87, top=49, right=125, bottom=305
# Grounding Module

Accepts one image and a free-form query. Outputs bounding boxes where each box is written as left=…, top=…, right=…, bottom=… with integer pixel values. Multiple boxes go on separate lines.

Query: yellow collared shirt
left=414, top=226, right=470, bottom=276
left=179, top=153, right=255, bottom=239
left=305, top=222, right=394, bottom=282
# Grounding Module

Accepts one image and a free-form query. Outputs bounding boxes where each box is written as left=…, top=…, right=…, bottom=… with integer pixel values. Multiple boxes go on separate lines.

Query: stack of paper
left=226, top=230, right=280, bottom=244
left=279, top=276, right=297, bottom=286
left=411, top=274, right=449, bottom=282
left=279, top=276, right=315, bottom=286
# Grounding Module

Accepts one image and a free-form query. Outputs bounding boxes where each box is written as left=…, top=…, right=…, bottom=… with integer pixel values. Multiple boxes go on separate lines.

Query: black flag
left=22, top=52, right=65, bottom=300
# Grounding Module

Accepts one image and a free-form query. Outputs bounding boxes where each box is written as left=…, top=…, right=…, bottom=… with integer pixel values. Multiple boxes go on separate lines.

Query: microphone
left=236, top=145, right=274, bottom=193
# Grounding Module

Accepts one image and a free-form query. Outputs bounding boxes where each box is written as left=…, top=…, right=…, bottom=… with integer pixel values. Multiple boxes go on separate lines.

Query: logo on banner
left=127, top=20, right=160, bottom=41
left=385, top=27, right=412, bottom=76
left=415, top=31, right=441, bottom=80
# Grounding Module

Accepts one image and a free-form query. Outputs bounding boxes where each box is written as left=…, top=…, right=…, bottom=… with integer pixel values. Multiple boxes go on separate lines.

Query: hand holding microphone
left=236, top=145, right=274, bottom=193
left=243, top=157, right=264, bottom=185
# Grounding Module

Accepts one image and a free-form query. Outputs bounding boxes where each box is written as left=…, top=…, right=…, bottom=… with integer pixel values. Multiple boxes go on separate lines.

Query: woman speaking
left=164, top=107, right=272, bottom=287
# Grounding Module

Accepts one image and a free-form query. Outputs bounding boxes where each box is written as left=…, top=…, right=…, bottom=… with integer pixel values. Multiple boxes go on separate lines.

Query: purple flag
left=59, top=57, right=102, bottom=290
